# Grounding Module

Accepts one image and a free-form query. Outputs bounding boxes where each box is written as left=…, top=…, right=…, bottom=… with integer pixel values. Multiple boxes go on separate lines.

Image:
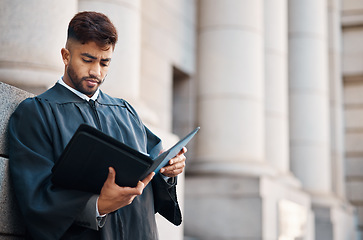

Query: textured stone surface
left=0, top=82, right=34, bottom=156
left=0, top=236, right=24, bottom=240
left=0, top=157, right=25, bottom=236
left=0, top=82, right=29, bottom=238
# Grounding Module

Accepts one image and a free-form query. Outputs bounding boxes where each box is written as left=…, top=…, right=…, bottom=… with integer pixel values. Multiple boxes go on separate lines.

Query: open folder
left=51, top=124, right=200, bottom=194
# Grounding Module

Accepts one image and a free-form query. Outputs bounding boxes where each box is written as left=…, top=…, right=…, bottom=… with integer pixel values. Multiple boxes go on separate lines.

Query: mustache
left=82, top=76, right=103, bottom=83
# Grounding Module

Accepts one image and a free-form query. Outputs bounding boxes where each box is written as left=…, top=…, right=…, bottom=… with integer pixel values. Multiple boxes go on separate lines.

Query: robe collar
left=36, top=81, right=126, bottom=108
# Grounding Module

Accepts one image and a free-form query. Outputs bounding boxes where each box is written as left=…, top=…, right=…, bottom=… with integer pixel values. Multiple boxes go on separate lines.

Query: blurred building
left=0, top=0, right=363, bottom=239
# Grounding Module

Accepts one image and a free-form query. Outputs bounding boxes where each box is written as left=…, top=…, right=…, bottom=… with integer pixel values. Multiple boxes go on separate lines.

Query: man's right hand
left=97, top=167, right=155, bottom=215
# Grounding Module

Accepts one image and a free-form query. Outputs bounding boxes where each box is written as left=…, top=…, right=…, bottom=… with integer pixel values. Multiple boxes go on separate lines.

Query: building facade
left=0, top=0, right=362, bottom=239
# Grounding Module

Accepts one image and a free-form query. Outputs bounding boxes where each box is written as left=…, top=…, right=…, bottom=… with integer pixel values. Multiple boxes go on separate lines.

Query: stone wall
left=0, top=82, right=33, bottom=239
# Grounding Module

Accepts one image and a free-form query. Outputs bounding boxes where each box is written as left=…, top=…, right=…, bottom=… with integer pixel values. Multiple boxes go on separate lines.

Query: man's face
left=62, top=41, right=113, bottom=97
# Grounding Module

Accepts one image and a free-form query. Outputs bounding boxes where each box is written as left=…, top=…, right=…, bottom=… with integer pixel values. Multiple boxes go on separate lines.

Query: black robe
left=8, top=83, right=181, bottom=240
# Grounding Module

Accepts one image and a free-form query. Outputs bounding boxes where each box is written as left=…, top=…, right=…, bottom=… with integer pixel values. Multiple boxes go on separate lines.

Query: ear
left=61, top=48, right=70, bottom=65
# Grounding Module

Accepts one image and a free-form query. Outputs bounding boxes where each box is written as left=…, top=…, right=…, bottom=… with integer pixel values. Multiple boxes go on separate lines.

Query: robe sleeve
left=144, top=127, right=182, bottom=226
left=120, top=100, right=182, bottom=225
left=8, top=98, right=94, bottom=240
left=152, top=174, right=182, bottom=225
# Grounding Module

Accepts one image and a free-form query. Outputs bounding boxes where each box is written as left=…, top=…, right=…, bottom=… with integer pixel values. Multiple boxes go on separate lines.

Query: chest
left=44, top=102, right=147, bottom=161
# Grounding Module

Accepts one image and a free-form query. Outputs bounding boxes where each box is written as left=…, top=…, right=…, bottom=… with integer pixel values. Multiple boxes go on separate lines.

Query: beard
left=66, top=63, right=105, bottom=97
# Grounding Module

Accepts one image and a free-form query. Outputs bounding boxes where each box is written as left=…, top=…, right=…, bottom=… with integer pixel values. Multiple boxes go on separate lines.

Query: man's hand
left=160, top=147, right=187, bottom=178
left=97, top=167, right=154, bottom=215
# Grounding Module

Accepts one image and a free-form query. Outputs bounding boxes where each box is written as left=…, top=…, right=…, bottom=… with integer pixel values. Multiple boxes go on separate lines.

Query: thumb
left=141, top=172, right=155, bottom=186
left=106, top=167, right=116, bottom=183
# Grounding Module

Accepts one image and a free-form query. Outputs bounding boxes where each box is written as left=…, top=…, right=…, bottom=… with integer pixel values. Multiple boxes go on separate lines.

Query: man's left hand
left=160, top=147, right=187, bottom=178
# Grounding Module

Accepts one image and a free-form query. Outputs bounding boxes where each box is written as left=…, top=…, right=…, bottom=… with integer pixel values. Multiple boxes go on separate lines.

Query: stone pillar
left=78, top=0, right=141, bottom=102
left=185, top=1, right=269, bottom=240
left=289, top=1, right=357, bottom=239
left=328, top=0, right=346, bottom=199
left=264, top=0, right=289, bottom=174
left=263, top=2, right=314, bottom=240
left=327, top=1, right=358, bottom=239
left=342, top=1, right=363, bottom=238
left=0, top=0, right=77, bottom=94
left=288, top=0, right=331, bottom=193
left=191, top=0, right=265, bottom=176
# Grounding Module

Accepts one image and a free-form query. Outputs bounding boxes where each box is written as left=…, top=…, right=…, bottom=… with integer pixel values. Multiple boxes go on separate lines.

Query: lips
left=84, top=79, right=99, bottom=87
left=84, top=78, right=99, bottom=82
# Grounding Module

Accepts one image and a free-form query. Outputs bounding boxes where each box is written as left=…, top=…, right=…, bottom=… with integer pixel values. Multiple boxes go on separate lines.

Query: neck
left=63, top=71, right=75, bottom=89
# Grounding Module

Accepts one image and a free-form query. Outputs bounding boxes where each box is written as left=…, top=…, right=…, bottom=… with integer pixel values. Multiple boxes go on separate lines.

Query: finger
left=169, top=153, right=186, bottom=165
left=163, top=161, right=185, bottom=172
left=161, top=148, right=187, bottom=173
left=174, top=147, right=187, bottom=159
left=180, top=147, right=187, bottom=154
left=162, top=167, right=184, bottom=177
left=162, top=155, right=186, bottom=173
left=161, top=161, right=186, bottom=177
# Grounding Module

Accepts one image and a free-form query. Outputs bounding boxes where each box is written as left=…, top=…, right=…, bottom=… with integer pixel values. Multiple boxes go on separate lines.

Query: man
left=8, top=11, right=185, bottom=240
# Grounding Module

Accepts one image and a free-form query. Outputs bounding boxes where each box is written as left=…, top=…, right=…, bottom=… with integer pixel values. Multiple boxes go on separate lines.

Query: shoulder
left=12, top=96, right=51, bottom=123
left=13, top=86, right=57, bottom=116
left=9, top=97, right=49, bottom=135
left=14, top=97, right=40, bottom=114
left=11, top=85, right=66, bottom=123
left=37, top=83, right=84, bottom=103
left=97, top=90, right=126, bottom=106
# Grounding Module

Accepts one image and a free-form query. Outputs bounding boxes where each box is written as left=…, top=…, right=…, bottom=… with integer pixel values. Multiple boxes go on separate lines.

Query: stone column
left=288, top=0, right=331, bottom=193
left=191, top=0, right=266, bottom=176
left=328, top=0, right=346, bottom=199
left=288, top=1, right=359, bottom=239
left=327, top=1, right=358, bottom=239
left=264, top=0, right=289, bottom=174
left=0, top=0, right=77, bottom=94
left=185, top=1, right=267, bottom=240
left=78, top=0, right=141, bottom=102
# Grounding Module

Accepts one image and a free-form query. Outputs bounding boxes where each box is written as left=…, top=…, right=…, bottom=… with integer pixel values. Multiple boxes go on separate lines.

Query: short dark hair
left=67, top=11, right=118, bottom=49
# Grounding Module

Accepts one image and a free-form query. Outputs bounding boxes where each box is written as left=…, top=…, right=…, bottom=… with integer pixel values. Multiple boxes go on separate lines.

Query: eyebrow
left=81, top=53, right=111, bottom=62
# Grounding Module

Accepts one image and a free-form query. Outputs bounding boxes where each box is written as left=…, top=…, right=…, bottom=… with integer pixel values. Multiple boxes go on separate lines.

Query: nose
left=89, top=63, right=101, bottom=78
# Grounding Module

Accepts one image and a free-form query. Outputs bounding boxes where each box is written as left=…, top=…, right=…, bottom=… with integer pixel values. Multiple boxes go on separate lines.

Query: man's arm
left=8, top=98, right=94, bottom=239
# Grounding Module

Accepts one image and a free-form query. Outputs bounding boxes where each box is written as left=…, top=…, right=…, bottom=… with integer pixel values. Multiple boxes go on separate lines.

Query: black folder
left=51, top=124, right=199, bottom=194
